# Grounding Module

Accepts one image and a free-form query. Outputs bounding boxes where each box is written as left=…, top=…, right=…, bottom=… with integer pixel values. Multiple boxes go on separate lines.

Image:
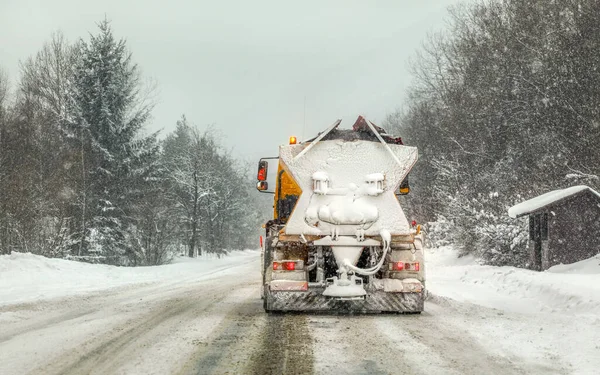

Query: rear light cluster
left=273, top=260, right=304, bottom=271
left=389, top=261, right=420, bottom=272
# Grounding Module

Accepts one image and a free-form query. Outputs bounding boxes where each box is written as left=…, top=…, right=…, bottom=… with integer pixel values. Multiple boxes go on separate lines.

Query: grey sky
left=0, top=0, right=459, bottom=162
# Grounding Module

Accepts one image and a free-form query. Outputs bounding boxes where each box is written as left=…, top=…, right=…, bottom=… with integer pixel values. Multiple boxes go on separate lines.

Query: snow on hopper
left=258, top=116, right=425, bottom=313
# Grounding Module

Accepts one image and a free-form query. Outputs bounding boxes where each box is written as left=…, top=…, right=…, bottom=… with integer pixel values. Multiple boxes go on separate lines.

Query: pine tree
left=67, top=20, right=155, bottom=263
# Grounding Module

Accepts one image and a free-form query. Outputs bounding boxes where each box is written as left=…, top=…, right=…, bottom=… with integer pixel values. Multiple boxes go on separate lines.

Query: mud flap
left=264, top=287, right=424, bottom=314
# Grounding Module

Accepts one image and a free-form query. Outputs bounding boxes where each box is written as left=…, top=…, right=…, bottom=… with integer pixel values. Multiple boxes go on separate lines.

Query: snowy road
left=1, top=251, right=598, bottom=375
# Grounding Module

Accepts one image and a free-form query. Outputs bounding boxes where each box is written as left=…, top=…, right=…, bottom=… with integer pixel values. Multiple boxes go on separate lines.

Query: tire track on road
left=247, top=313, right=314, bottom=375
left=58, top=298, right=198, bottom=375
left=375, top=300, right=566, bottom=375
left=309, top=314, right=418, bottom=375
left=31, top=279, right=243, bottom=375
left=0, top=258, right=259, bottom=346
left=177, top=293, right=262, bottom=375
left=179, top=287, right=314, bottom=375
left=422, top=297, right=570, bottom=374
left=0, top=308, right=97, bottom=344
left=309, top=305, right=551, bottom=375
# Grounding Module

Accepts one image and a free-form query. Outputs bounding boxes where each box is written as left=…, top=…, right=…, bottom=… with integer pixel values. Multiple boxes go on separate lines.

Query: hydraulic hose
left=344, top=229, right=391, bottom=276
left=344, top=244, right=389, bottom=276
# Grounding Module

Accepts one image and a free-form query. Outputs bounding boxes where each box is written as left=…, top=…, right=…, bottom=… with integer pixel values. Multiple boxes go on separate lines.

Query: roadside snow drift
left=427, top=246, right=600, bottom=314
left=0, top=251, right=259, bottom=306
left=426, top=246, right=600, bottom=375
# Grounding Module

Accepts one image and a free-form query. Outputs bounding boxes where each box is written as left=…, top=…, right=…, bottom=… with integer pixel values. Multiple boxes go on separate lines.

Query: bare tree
left=0, top=67, right=11, bottom=255
left=391, top=0, right=600, bottom=266
left=163, top=117, right=212, bottom=257
left=7, top=32, right=77, bottom=257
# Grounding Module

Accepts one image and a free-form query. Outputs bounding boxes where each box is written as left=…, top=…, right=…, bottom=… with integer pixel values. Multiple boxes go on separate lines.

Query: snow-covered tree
left=388, top=0, right=600, bottom=266
left=162, top=117, right=259, bottom=257
left=65, top=20, right=156, bottom=263
left=1, top=21, right=259, bottom=263
left=14, top=32, right=76, bottom=257
left=0, top=67, right=12, bottom=255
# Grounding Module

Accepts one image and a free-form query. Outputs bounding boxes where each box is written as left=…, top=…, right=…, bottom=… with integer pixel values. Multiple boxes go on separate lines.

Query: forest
left=386, top=0, right=600, bottom=266
left=2, top=0, right=600, bottom=267
left=0, top=21, right=261, bottom=265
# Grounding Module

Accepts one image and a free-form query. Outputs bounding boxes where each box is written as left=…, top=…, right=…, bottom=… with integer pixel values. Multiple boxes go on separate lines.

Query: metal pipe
left=345, top=243, right=390, bottom=276
left=316, top=246, right=324, bottom=283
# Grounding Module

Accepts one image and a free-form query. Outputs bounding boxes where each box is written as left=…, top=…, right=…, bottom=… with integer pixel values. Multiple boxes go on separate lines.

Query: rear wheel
left=262, top=236, right=273, bottom=312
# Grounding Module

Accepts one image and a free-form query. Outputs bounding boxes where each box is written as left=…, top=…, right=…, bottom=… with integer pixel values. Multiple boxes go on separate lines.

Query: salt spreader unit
left=257, top=116, right=425, bottom=313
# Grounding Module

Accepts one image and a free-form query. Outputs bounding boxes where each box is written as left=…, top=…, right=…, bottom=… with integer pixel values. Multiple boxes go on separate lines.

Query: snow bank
left=546, top=253, right=600, bottom=274
left=427, top=246, right=600, bottom=315
left=0, top=250, right=259, bottom=306
left=427, top=247, right=600, bottom=375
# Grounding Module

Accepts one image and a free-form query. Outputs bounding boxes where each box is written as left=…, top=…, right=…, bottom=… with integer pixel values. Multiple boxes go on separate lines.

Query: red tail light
left=390, top=261, right=420, bottom=272
left=411, top=220, right=417, bottom=227
left=273, top=260, right=302, bottom=271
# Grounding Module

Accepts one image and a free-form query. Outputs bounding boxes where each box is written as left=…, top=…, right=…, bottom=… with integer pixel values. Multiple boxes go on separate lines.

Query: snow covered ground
left=426, top=246, right=600, bottom=375
left=0, top=250, right=259, bottom=306
left=1, top=247, right=599, bottom=374
left=427, top=246, right=600, bottom=315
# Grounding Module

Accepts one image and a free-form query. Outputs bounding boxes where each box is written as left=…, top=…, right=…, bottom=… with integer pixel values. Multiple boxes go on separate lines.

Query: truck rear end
left=257, top=116, right=425, bottom=313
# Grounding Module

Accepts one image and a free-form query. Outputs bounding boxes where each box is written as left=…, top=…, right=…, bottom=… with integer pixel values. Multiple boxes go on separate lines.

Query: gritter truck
left=256, top=116, right=425, bottom=313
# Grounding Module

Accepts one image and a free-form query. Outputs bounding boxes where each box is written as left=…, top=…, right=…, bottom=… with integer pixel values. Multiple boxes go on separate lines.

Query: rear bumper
left=264, top=286, right=424, bottom=313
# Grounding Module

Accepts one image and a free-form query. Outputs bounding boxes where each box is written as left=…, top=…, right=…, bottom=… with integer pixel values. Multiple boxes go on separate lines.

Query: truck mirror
left=256, top=157, right=278, bottom=194
left=257, top=181, right=269, bottom=191
left=257, top=160, right=268, bottom=181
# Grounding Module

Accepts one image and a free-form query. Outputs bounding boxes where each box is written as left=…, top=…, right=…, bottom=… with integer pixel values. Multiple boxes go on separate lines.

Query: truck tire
left=263, top=236, right=273, bottom=312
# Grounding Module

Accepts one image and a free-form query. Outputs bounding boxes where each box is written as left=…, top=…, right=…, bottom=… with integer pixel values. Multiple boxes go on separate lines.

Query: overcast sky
left=0, top=0, right=459, bottom=162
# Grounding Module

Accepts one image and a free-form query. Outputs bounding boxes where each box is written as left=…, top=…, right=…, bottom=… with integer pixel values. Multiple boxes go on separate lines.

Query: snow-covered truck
left=257, top=116, right=425, bottom=313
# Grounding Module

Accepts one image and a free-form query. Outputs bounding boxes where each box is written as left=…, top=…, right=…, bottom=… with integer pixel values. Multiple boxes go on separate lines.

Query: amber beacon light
left=289, top=136, right=297, bottom=145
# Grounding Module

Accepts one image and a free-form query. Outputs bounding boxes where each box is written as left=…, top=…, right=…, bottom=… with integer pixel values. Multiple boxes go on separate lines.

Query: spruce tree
left=68, top=20, right=155, bottom=263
